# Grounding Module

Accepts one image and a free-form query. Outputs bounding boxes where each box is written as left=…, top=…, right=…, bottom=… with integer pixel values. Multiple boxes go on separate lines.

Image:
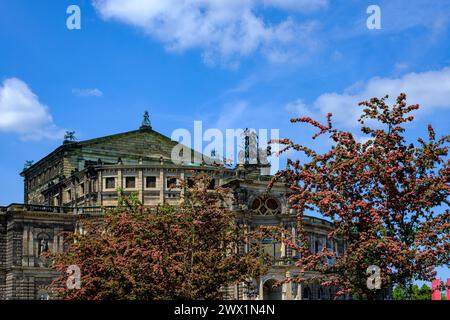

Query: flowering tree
left=269, top=93, right=450, bottom=299
left=50, top=174, right=267, bottom=299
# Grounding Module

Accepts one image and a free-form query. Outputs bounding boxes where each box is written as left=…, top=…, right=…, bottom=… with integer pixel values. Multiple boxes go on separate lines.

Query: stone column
left=291, top=225, right=296, bottom=257
left=28, top=227, right=34, bottom=267
left=285, top=271, right=292, bottom=300
left=159, top=169, right=165, bottom=204
left=52, top=233, right=58, bottom=253
left=180, top=171, right=185, bottom=198
left=138, top=168, right=144, bottom=204
left=242, top=280, right=249, bottom=300
left=117, top=169, right=123, bottom=189
left=22, top=226, right=29, bottom=267
left=259, top=278, right=264, bottom=300
left=53, top=228, right=62, bottom=253
left=58, top=232, right=64, bottom=253
left=98, top=170, right=103, bottom=206
left=244, top=225, right=250, bottom=254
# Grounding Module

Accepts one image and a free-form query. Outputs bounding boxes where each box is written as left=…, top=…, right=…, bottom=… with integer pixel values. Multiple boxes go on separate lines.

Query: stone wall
left=0, top=209, right=76, bottom=299
left=0, top=214, right=6, bottom=299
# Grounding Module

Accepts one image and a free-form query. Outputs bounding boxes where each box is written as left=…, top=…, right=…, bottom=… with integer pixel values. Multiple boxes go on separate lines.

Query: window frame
left=66, top=189, right=72, bottom=202
left=105, top=177, right=116, bottom=190
left=145, top=176, right=157, bottom=189
left=124, top=176, right=136, bottom=189
left=166, top=176, right=178, bottom=189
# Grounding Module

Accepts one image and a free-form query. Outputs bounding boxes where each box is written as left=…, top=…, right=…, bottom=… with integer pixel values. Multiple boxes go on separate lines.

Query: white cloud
left=72, top=88, right=104, bottom=97
left=0, top=78, right=64, bottom=140
left=92, top=0, right=322, bottom=66
left=285, top=98, right=313, bottom=117
left=305, top=67, right=450, bottom=128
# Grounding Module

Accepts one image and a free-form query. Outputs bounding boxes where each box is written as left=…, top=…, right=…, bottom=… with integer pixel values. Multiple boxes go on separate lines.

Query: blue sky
left=0, top=1, right=449, bottom=280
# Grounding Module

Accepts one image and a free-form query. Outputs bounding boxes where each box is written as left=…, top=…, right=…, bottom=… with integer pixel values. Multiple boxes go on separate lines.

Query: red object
left=432, top=279, right=441, bottom=300
left=446, top=278, right=450, bottom=301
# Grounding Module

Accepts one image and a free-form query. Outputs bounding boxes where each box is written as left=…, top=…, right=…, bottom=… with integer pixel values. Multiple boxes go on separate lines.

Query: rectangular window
left=105, top=177, right=115, bottom=189
left=80, top=183, right=85, bottom=194
left=125, top=176, right=136, bottom=189
left=262, top=238, right=276, bottom=259
left=187, top=178, right=195, bottom=188
left=261, top=238, right=281, bottom=259
left=166, top=177, right=177, bottom=188
left=66, top=190, right=72, bottom=202
left=146, top=176, right=156, bottom=188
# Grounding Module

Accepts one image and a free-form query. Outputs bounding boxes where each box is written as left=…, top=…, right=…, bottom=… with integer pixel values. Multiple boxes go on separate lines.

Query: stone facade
left=0, top=118, right=347, bottom=300
left=221, top=178, right=344, bottom=300
left=0, top=206, right=75, bottom=299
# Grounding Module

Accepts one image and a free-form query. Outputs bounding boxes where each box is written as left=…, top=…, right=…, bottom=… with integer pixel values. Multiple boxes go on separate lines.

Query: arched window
left=303, top=286, right=311, bottom=300
left=37, top=233, right=51, bottom=256
left=292, top=283, right=299, bottom=299
left=251, top=195, right=281, bottom=215
left=315, top=240, right=320, bottom=253
left=318, top=287, right=324, bottom=300
left=263, top=279, right=282, bottom=300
